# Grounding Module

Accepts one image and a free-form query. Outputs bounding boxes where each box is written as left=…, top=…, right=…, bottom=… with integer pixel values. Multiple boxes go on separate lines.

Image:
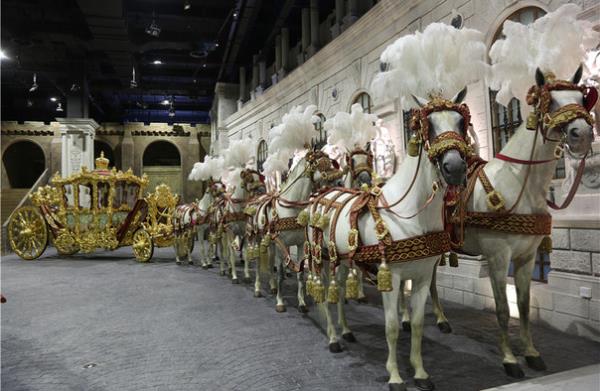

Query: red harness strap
left=495, top=153, right=556, bottom=165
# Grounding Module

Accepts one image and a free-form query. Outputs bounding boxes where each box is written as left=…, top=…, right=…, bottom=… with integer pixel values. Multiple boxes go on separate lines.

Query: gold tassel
left=449, top=252, right=459, bottom=267
left=345, top=269, right=359, bottom=300
left=439, top=253, right=447, bottom=266
left=407, top=134, right=420, bottom=157
left=327, top=279, right=339, bottom=304
left=538, top=236, right=553, bottom=254
left=377, top=262, right=393, bottom=292
left=259, top=244, right=269, bottom=273
left=306, top=272, right=314, bottom=297
left=526, top=112, right=538, bottom=130
left=313, top=277, right=325, bottom=304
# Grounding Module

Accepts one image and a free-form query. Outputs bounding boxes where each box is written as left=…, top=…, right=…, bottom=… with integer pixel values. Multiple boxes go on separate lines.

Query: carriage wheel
left=8, top=206, right=48, bottom=260
left=54, top=230, right=79, bottom=255
left=133, top=229, right=154, bottom=262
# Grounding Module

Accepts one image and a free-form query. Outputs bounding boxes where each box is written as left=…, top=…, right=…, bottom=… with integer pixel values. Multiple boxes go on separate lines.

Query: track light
left=26, top=99, right=33, bottom=107
left=56, top=102, right=64, bottom=112
left=0, top=49, right=8, bottom=60
left=29, top=73, right=38, bottom=92
left=50, top=97, right=57, bottom=102
left=168, top=102, right=175, bottom=117
left=152, top=59, right=163, bottom=65
left=161, top=99, right=170, bottom=105
left=70, top=83, right=80, bottom=92
left=145, top=12, right=161, bottom=37
left=184, top=1, right=191, bottom=10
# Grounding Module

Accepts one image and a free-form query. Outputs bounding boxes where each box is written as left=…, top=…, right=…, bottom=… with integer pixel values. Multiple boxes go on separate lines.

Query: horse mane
left=279, top=155, right=306, bottom=193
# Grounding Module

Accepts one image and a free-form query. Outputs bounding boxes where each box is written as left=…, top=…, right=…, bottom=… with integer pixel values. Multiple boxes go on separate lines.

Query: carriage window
left=257, top=140, right=268, bottom=171
left=313, top=113, right=327, bottom=149
left=353, top=92, right=373, bottom=114
left=78, top=183, right=93, bottom=209
left=126, top=184, right=140, bottom=209
left=97, top=182, right=111, bottom=209
left=64, top=184, right=75, bottom=207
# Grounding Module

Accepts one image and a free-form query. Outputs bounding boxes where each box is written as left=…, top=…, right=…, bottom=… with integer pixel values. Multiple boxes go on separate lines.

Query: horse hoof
left=414, top=378, right=435, bottom=391
left=220, top=271, right=226, bottom=276
left=503, top=363, right=524, bottom=378
left=270, top=288, right=277, bottom=295
left=206, top=264, right=214, bottom=269
left=254, top=291, right=263, bottom=298
left=298, top=305, right=309, bottom=313
left=437, top=321, right=452, bottom=334
left=402, top=321, right=411, bottom=333
left=525, top=356, right=547, bottom=371
left=232, top=279, right=240, bottom=285
left=275, top=304, right=286, bottom=313
left=342, top=332, right=357, bottom=343
left=329, top=342, right=342, bottom=353
left=176, top=261, right=182, bottom=265
left=388, top=383, right=407, bottom=391
left=357, top=297, right=368, bottom=304
left=243, top=277, right=252, bottom=284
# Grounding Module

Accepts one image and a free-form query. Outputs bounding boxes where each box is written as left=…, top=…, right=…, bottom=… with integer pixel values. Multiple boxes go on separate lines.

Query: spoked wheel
left=54, top=230, right=79, bottom=256
left=133, top=229, right=154, bottom=262
left=8, top=206, right=48, bottom=260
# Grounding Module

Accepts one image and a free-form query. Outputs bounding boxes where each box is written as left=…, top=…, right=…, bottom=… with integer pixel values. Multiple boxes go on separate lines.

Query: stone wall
left=1, top=121, right=211, bottom=203
left=213, top=0, right=600, bottom=341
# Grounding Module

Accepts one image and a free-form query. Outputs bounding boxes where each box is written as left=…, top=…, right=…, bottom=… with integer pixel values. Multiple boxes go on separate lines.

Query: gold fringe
left=377, top=263, right=393, bottom=292
left=538, top=236, right=553, bottom=254
left=345, top=270, right=359, bottom=300
left=327, top=280, right=339, bottom=304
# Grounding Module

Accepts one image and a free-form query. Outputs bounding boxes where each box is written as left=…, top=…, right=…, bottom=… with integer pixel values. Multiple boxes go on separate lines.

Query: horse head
left=528, top=65, right=596, bottom=156
left=346, top=147, right=374, bottom=187
left=240, top=168, right=266, bottom=195
left=305, top=149, right=344, bottom=189
left=411, top=87, right=472, bottom=186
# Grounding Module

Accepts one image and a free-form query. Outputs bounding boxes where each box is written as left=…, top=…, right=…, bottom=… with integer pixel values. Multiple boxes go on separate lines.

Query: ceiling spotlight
left=0, top=49, right=8, bottom=60
left=56, top=102, right=64, bottom=112
left=50, top=97, right=57, bottom=102
left=202, top=63, right=207, bottom=68
left=168, top=102, right=175, bottom=117
left=184, top=1, right=191, bottom=10
left=70, top=83, right=80, bottom=92
left=161, top=99, right=170, bottom=105
left=26, top=99, right=33, bottom=107
left=233, top=12, right=238, bottom=18
left=130, top=66, right=137, bottom=88
left=29, top=73, right=38, bottom=92
left=215, top=43, right=219, bottom=48
left=145, top=12, right=161, bottom=37
left=152, top=59, right=163, bottom=65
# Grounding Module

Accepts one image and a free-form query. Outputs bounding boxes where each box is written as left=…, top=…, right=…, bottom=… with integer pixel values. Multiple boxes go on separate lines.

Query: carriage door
left=142, top=141, right=182, bottom=197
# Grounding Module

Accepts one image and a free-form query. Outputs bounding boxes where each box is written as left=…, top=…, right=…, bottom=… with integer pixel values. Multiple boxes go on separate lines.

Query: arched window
left=2, top=141, right=45, bottom=188
left=312, top=113, right=327, bottom=149
left=257, top=140, right=268, bottom=171
left=352, top=92, right=373, bottom=114
left=489, top=7, right=546, bottom=156
left=143, top=141, right=181, bottom=166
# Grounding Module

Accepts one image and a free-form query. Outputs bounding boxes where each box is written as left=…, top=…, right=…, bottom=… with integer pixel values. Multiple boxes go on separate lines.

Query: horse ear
left=571, top=64, right=583, bottom=85
left=535, top=68, right=545, bottom=87
left=412, top=94, right=428, bottom=108
left=452, top=87, right=468, bottom=104
left=331, top=160, right=340, bottom=170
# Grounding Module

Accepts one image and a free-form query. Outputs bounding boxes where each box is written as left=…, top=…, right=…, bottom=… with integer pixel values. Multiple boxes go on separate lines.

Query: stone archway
left=142, top=140, right=182, bottom=196
left=2, top=140, right=45, bottom=188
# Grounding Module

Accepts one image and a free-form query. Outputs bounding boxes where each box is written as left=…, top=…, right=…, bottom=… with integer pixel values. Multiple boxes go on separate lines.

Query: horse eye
left=380, top=61, right=389, bottom=72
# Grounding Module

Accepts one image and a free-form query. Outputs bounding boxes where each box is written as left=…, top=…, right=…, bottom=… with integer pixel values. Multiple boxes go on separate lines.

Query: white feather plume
left=223, top=167, right=243, bottom=190
left=188, top=155, right=225, bottom=181
left=326, top=103, right=379, bottom=150
left=262, top=149, right=291, bottom=176
left=224, top=138, right=256, bottom=168
left=268, top=105, right=318, bottom=154
left=489, top=4, right=599, bottom=106
left=371, top=23, right=487, bottom=108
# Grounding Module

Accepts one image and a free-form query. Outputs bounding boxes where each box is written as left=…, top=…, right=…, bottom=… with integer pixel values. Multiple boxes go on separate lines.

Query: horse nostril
left=442, top=162, right=451, bottom=174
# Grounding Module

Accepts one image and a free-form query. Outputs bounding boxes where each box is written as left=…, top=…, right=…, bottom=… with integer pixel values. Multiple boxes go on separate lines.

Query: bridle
left=240, top=168, right=266, bottom=195
left=345, top=148, right=374, bottom=181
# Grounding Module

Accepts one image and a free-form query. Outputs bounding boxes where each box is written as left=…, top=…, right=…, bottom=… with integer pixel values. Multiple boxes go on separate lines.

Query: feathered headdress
left=326, top=103, right=379, bottom=150
left=188, top=155, right=225, bottom=181
left=488, top=4, right=599, bottom=106
left=371, top=23, right=487, bottom=107
left=224, top=138, right=256, bottom=169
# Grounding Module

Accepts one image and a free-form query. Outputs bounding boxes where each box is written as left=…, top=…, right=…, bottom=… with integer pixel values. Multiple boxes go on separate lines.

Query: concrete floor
left=2, top=247, right=599, bottom=391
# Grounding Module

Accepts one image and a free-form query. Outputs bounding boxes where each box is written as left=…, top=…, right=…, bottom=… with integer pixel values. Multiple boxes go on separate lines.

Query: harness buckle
left=486, top=190, right=506, bottom=212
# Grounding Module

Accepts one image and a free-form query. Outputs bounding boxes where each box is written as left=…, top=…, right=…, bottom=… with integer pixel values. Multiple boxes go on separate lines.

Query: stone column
left=279, top=28, right=290, bottom=79
left=273, top=35, right=282, bottom=85
left=258, top=60, right=266, bottom=95
left=238, top=66, right=246, bottom=110
left=343, top=0, right=359, bottom=30
left=331, top=0, right=344, bottom=38
left=251, top=55, right=259, bottom=101
left=308, top=0, right=319, bottom=56
left=57, top=118, right=98, bottom=177
left=301, top=8, right=310, bottom=62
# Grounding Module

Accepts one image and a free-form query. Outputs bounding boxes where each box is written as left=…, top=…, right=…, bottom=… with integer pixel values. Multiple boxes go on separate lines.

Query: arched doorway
left=142, top=141, right=182, bottom=197
left=94, top=141, right=119, bottom=170
left=2, top=141, right=45, bottom=188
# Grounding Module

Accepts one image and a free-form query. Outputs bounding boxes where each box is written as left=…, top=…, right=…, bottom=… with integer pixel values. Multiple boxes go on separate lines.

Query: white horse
left=402, top=67, right=596, bottom=378
left=250, top=150, right=343, bottom=312
left=307, top=89, right=471, bottom=391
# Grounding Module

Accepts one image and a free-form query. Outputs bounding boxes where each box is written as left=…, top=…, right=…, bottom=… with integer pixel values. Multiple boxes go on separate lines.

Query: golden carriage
left=7, top=153, right=179, bottom=262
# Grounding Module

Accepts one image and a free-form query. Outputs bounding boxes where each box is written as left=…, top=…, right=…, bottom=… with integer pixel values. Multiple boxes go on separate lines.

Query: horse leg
left=488, top=254, right=523, bottom=378
left=275, top=247, right=286, bottom=312
left=219, top=239, right=228, bottom=276
left=297, top=271, right=308, bottom=313
left=430, top=261, right=451, bottom=333
left=229, top=233, right=239, bottom=284
left=514, top=253, right=546, bottom=371
left=410, top=270, right=435, bottom=391
left=253, top=241, right=264, bottom=298
left=187, top=232, right=194, bottom=265
left=399, top=280, right=411, bottom=333
left=243, top=239, right=252, bottom=283
left=268, top=246, right=277, bottom=295
left=336, top=264, right=356, bottom=342
left=382, top=269, right=405, bottom=390
left=356, top=267, right=368, bottom=303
